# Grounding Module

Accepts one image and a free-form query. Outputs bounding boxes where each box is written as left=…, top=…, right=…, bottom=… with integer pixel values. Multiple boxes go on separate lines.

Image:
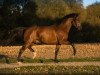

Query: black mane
left=57, top=13, right=79, bottom=25
left=62, top=13, right=79, bottom=20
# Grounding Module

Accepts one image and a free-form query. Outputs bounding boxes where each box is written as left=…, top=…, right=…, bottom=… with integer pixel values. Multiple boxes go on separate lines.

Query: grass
left=0, top=66, right=100, bottom=75
left=0, top=57, right=100, bottom=75
left=0, top=57, right=100, bottom=63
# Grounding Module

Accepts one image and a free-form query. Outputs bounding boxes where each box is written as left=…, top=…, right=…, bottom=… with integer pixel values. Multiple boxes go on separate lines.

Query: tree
left=64, top=0, right=83, bottom=7
left=35, top=0, right=70, bottom=19
left=86, top=2, right=100, bottom=25
left=0, top=0, right=23, bottom=29
left=18, top=0, right=37, bottom=26
left=81, top=2, right=100, bottom=43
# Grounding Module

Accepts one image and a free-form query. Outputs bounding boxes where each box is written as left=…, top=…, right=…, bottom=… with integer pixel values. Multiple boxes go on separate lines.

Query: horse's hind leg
left=17, top=44, right=29, bottom=62
left=28, top=45, right=37, bottom=59
left=28, top=45, right=34, bottom=52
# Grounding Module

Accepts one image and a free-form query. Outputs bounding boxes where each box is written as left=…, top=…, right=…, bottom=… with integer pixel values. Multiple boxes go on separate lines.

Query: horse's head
left=72, top=13, right=82, bottom=31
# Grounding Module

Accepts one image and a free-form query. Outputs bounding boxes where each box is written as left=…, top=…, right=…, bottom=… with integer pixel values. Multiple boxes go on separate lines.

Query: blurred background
left=0, top=0, right=100, bottom=45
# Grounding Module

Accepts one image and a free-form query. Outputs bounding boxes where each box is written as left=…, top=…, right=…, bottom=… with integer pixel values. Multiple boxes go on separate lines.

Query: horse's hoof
left=6, top=60, right=10, bottom=64
left=39, top=59, right=44, bottom=63
left=54, top=60, right=59, bottom=63
left=32, top=52, right=37, bottom=59
left=17, top=61, right=23, bottom=65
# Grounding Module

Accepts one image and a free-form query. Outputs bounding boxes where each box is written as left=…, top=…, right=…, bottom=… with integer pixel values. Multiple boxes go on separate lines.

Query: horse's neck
left=58, top=18, right=73, bottom=33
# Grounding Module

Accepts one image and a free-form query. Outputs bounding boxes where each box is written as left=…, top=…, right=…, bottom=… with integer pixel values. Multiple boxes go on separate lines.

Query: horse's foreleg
left=54, top=45, right=61, bottom=63
left=62, top=41, right=76, bottom=55
left=71, top=43, right=76, bottom=56
left=60, top=41, right=76, bottom=56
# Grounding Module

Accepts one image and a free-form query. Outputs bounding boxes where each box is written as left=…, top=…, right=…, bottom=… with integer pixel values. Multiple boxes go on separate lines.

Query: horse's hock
left=0, top=44, right=100, bottom=59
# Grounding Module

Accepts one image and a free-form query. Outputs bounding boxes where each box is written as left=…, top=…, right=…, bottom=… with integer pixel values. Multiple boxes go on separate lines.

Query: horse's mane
left=62, top=13, right=79, bottom=20
left=57, top=13, right=79, bottom=24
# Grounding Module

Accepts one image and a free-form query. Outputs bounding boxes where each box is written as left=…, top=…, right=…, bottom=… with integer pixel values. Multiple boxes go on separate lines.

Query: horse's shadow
left=0, top=54, right=9, bottom=64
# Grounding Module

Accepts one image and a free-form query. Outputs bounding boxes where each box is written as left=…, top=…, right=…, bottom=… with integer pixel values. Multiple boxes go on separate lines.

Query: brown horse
left=17, top=13, right=82, bottom=63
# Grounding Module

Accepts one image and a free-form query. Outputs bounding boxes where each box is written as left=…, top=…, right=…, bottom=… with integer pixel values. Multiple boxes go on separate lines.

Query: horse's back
left=24, top=25, right=59, bottom=45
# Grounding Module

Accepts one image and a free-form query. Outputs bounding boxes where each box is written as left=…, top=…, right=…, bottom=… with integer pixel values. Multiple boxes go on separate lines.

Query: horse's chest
left=57, top=31, right=67, bottom=40
left=58, top=31, right=67, bottom=37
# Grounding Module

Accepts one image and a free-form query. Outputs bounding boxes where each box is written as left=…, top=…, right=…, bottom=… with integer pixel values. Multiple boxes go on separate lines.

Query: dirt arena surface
left=0, top=62, right=100, bottom=69
left=0, top=44, right=100, bottom=59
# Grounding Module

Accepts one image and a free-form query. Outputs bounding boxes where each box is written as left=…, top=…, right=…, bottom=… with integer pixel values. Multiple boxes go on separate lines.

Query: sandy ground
left=0, top=62, right=100, bottom=69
